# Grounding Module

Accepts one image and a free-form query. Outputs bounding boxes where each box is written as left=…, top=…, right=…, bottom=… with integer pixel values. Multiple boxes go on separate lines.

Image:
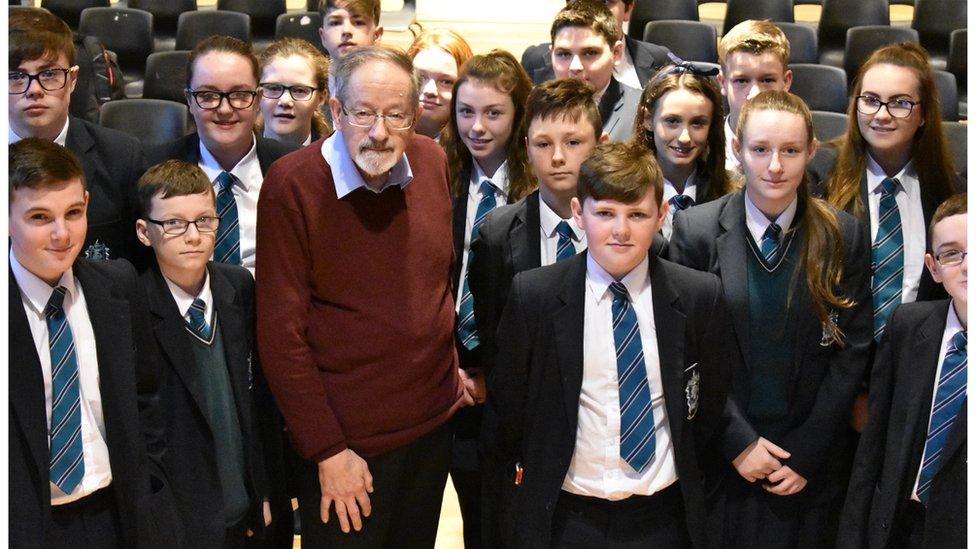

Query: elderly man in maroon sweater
left=255, top=46, right=473, bottom=547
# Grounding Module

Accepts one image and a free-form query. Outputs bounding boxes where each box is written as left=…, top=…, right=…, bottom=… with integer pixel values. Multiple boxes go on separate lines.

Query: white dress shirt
left=539, top=195, right=587, bottom=266
left=911, top=302, right=965, bottom=501
left=198, top=137, right=264, bottom=275
left=865, top=155, right=926, bottom=304
left=321, top=130, right=414, bottom=199
left=9, top=116, right=70, bottom=146
left=10, top=250, right=113, bottom=505
left=455, top=160, right=510, bottom=309
left=662, top=170, right=699, bottom=241
left=562, top=254, right=678, bottom=500
left=744, top=190, right=798, bottom=249
left=164, top=270, right=214, bottom=327
left=614, top=44, right=642, bottom=91
left=724, top=116, right=740, bottom=172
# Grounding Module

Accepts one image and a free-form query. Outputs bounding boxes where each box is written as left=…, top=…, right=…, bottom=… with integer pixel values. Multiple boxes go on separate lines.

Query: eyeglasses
left=146, top=216, right=220, bottom=235
left=8, top=68, right=71, bottom=94
left=340, top=105, right=414, bottom=130
left=187, top=89, right=258, bottom=110
left=260, top=83, right=319, bottom=101
left=935, top=249, right=968, bottom=267
left=855, top=95, right=920, bottom=119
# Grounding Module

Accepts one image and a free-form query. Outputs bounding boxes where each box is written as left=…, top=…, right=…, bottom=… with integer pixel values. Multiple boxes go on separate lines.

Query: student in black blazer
left=668, top=92, right=873, bottom=547
left=9, top=139, right=179, bottom=548
left=484, top=142, right=732, bottom=547
left=839, top=194, right=967, bottom=549
left=135, top=160, right=276, bottom=547
left=9, top=9, right=148, bottom=268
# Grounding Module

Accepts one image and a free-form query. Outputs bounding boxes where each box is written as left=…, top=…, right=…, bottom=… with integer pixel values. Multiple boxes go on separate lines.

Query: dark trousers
left=451, top=404, right=483, bottom=549
left=549, top=483, right=691, bottom=548
left=298, top=421, right=452, bottom=548
left=47, top=487, right=122, bottom=549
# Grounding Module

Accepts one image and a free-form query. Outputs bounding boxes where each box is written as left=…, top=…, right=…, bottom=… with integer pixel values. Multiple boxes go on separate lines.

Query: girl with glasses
left=257, top=38, right=331, bottom=146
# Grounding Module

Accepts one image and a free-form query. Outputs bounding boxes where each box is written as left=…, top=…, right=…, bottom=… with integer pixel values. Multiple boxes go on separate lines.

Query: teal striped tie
left=185, top=298, right=214, bottom=344
left=555, top=221, right=576, bottom=262
left=760, top=222, right=782, bottom=267
left=610, top=281, right=656, bottom=473
left=457, top=180, right=497, bottom=350
left=917, top=330, right=966, bottom=504
left=872, top=178, right=904, bottom=341
left=46, top=286, right=85, bottom=494
left=214, top=171, right=242, bottom=265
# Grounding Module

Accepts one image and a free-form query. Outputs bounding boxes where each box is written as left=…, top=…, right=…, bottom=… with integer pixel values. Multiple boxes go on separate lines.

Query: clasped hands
left=732, top=437, right=808, bottom=496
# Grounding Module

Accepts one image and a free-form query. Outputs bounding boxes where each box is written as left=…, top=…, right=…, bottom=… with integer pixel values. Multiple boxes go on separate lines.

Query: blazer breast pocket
left=684, top=362, right=700, bottom=420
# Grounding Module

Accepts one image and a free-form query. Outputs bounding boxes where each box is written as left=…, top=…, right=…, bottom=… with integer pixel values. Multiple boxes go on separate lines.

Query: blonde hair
left=257, top=38, right=332, bottom=137
left=737, top=91, right=854, bottom=343
left=719, top=19, right=790, bottom=70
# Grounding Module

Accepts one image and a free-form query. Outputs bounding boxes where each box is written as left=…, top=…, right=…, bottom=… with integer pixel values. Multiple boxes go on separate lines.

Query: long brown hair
left=441, top=50, right=535, bottom=200
left=632, top=65, right=732, bottom=201
left=738, top=91, right=855, bottom=343
left=826, top=42, right=956, bottom=219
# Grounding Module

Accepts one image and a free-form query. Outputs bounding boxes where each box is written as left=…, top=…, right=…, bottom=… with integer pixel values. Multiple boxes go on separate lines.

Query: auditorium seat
left=777, top=22, right=819, bottom=64
left=942, top=121, right=968, bottom=176
left=40, top=0, right=108, bottom=30
left=217, top=0, right=287, bottom=52
left=947, top=29, right=966, bottom=116
left=127, top=0, right=196, bottom=53
left=78, top=7, right=154, bottom=90
left=643, top=20, right=717, bottom=64
left=175, top=10, right=251, bottom=51
left=843, top=25, right=918, bottom=85
left=789, top=64, right=848, bottom=113
left=276, top=12, right=327, bottom=55
left=722, top=0, right=794, bottom=36
left=99, top=99, right=189, bottom=147
left=934, top=69, right=959, bottom=122
left=818, top=0, right=889, bottom=68
left=142, top=50, right=191, bottom=105
left=811, top=110, right=848, bottom=142
left=911, top=0, right=967, bottom=71
left=628, top=0, right=699, bottom=41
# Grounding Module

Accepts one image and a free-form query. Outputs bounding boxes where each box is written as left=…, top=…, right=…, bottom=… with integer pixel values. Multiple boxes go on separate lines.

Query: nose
left=677, top=127, right=691, bottom=144
left=875, top=103, right=894, bottom=121
left=422, top=77, right=437, bottom=98
left=50, top=217, right=70, bottom=242
left=184, top=222, right=202, bottom=243
left=24, top=75, right=45, bottom=97
left=341, top=18, right=354, bottom=35
left=216, top=94, right=234, bottom=115
left=569, top=55, right=584, bottom=73
left=551, top=143, right=565, bottom=166
left=612, top=215, right=630, bottom=240
left=369, top=115, right=390, bottom=141
left=768, top=151, right=784, bottom=174
left=279, top=90, right=295, bottom=107
left=747, top=83, right=761, bottom=101
left=470, top=113, right=485, bottom=133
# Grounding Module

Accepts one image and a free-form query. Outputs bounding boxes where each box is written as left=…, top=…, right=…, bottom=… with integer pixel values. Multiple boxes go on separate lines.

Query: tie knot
left=556, top=220, right=574, bottom=239
left=479, top=180, right=497, bottom=197
left=763, top=223, right=782, bottom=241
left=190, top=298, right=206, bottom=315
left=609, top=281, right=630, bottom=302
left=45, top=286, right=68, bottom=317
left=880, top=177, right=899, bottom=196
left=669, top=194, right=695, bottom=211
left=216, top=171, right=235, bottom=192
left=951, top=330, right=967, bottom=354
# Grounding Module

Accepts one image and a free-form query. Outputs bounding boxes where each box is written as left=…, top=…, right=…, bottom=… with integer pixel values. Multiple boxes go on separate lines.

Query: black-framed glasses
left=146, top=216, right=220, bottom=235
left=186, top=89, right=258, bottom=110
left=260, top=83, right=319, bottom=101
left=855, top=95, right=920, bottom=118
left=935, top=249, right=967, bottom=267
left=340, top=105, right=414, bottom=130
left=8, top=68, right=71, bottom=94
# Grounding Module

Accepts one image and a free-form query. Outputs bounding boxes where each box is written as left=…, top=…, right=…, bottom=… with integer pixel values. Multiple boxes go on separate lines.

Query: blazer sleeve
left=781, top=215, right=873, bottom=478
left=836, top=307, right=901, bottom=549
left=694, top=275, right=737, bottom=450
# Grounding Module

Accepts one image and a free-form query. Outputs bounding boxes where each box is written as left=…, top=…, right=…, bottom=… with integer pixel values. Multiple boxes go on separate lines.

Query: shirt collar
left=322, top=130, right=414, bottom=199
left=163, top=268, right=213, bottom=320
left=744, top=190, right=798, bottom=244
left=593, top=79, right=613, bottom=105
left=539, top=195, right=582, bottom=241
left=9, top=117, right=70, bottom=146
left=9, top=248, right=77, bottom=316
left=470, top=159, right=511, bottom=196
left=865, top=153, right=917, bottom=196
left=585, top=249, right=651, bottom=304
left=663, top=168, right=698, bottom=203
left=198, top=135, right=259, bottom=192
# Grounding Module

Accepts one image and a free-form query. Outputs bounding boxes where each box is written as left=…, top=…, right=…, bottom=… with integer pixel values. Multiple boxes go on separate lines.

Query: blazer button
left=881, top=521, right=888, bottom=530
left=546, top=501, right=552, bottom=511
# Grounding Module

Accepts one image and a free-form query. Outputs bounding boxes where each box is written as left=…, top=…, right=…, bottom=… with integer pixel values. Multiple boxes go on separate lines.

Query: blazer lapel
left=145, top=266, right=211, bottom=423
left=510, top=191, right=542, bottom=273
left=715, top=192, right=752, bottom=366
left=899, top=304, right=947, bottom=486
left=626, top=37, right=655, bottom=88
left=553, top=255, right=587, bottom=425
left=209, top=266, right=254, bottom=438
left=65, top=118, right=111, bottom=200
left=451, top=172, right=471, bottom=297
left=648, top=256, right=687, bottom=446
left=8, top=271, right=51, bottom=486
left=598, top=79, right=623, bottom=136
left=938, top=400, right=966, bottom=475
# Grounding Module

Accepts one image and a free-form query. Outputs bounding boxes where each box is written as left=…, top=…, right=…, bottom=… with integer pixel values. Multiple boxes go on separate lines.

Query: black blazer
left=838, top=300, right=966, bottom=549
left=667, top=191, right=873, bottom=497
left=521, top=36, right=672, bottom=88
left=484, top=253, right=733, bottom=548
left=8, top=259, right=180, bottom=548
left=65, top=116, right=149, bottom=270
left=147, top=133, right=298, bottom=175
left=142, top=261, right=276, bottom=547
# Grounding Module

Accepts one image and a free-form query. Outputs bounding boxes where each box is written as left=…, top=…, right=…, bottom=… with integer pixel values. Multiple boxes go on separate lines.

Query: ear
left=329, top=96, right=342, bottom=126
left=716, top=68, right=729, bottom=98
left=571, top=196, right=585, bottom=228
left=599, top=131, right=610, bottom=143
left=612, top=40, right=624, bottom=63
left=806, top=138, right=818, bottom=165
left=373, top=25, right=384, bottom=43
left=924, top=253, right=943, bottom=283
left=67, top=65, right=80, bottom=94
left=782, top=68, right=793, bottom=92
left=622, top=1, right=635, bottom=21
left=318, top=25, right=328, bottom=48
left=135, top=219, right=152, bottom=247
left=731, top=135, right=742, bottom=162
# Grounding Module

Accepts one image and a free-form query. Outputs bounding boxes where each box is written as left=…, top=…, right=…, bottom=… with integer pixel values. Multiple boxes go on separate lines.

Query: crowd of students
left=7, top=0, right=967, bottom=548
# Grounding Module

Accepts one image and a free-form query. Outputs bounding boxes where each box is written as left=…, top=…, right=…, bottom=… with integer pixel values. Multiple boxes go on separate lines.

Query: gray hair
left=330, top=45, right=421, bottom=108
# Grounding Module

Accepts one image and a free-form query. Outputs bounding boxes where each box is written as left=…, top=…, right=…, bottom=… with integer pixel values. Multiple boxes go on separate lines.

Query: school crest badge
left=820, top=309, right=839, bottom=347
left=685, top=369, right=700, bottom=419
left=83, top=240, right=111, bottom=261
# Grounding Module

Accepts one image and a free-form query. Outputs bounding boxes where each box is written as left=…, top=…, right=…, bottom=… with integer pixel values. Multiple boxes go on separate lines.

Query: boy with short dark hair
left=484, top=141, right=733, bottom=547
left=548, top=0, right=642, bottom=141
left=840, top=194, right=968, bottom=548
left=134, top=159, right=275, bottom=547
left=9, top=138, right=177, bottom=548
left=318, top=0, right=384, bottom=60
left=717, top=20, right=793, bottom=171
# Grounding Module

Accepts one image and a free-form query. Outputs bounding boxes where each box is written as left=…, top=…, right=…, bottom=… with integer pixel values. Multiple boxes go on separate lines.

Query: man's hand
left=318, top=449, right=374, bottom=533
left=763, top=466, right=808, bottom=496
left=732, top=437, right=791, bottom=482
left=459, top=367, right=486, bottom=405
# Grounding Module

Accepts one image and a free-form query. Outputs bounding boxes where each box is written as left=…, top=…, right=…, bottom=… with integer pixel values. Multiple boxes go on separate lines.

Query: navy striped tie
left=185, top=298, right=213, bottom=343
left=214, top=171, right=242, bottom=265
left=609, top=281, right=656, bottom=473
left=555, top=221, right=576, bottom=262
left=760, top=223, right=782, bottom=267
left=457, top=180, right=497, bottom=350
left=46, top=286, right=85, bottom=494
left=872, top=178, right=904, bottom=341
left=668, top=194, right=695, bottom=212
left=917, top=330, right=966, bottom=504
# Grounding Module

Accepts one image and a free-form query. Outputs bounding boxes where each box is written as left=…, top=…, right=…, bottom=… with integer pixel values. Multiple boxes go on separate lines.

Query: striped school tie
left=456, top=180, right=498, bottom=350
left=214, top=171, right=242, bottom=265
left=46, top=286, right=85, bottom=494
left=760, top=222, right=782, bottom=267
left=668, top=194, right=695, bottom=212
left=871, top=178, right=904, bottom=341
left=609, top=281, right=656, bottom=473
left=916, top=330, right=967, bottom=504
left=555, top=220, right=576, bottom=262
left=185, top=298, right=214, bottom=344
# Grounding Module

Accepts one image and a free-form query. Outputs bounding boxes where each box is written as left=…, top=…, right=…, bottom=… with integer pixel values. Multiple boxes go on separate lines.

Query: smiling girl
left=668, top=90, right=872, bottom=548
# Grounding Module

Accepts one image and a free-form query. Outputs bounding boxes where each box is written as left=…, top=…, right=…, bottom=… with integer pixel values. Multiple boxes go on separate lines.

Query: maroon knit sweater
left=255, top=134, right=464, bottom=462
